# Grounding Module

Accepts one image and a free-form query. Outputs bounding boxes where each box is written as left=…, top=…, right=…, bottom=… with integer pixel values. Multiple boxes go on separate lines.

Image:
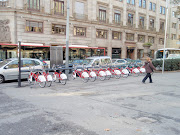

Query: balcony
left=0, top=0, right=9, bottom=7
left=113, top=20, right=123, bottom=26
left=126, top=23, right=136, bottom=29
left=138, top=25, right=146, bottom=30
left=149, top=27, right=156, bottom=32
left=73, top=13, right=88, bottom=21
left=159, top=29, right=165, bottom=34
left=97, top=17, right=109, bottom=24
left=127, top=4, right=135, bottom=11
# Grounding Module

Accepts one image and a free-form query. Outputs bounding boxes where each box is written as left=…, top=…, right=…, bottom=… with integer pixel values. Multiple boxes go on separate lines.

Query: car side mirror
left=4, top=66, right=9, bottom=69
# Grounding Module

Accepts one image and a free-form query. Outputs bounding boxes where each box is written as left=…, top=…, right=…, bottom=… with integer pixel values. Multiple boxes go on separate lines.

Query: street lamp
left=65, top=0, right=70, bottom=77
left=162, top=0, right=169, bottom=74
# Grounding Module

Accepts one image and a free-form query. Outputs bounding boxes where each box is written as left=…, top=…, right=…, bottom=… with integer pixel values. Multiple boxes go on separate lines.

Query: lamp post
left=65, top=0, right=70, bottom=77
left=18, top=40, right=21, bottom=87
left=162, top=0, right=169, bottom=74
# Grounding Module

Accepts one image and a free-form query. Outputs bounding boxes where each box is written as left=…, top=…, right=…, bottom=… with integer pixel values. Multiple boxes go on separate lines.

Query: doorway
left=127, top=48, right=135, bottom=59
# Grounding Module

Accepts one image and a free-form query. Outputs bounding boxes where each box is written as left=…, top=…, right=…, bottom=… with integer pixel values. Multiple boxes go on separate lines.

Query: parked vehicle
left=82, top=56, right=112, bottom=68
left=112, top=59, right=127, bottom=67
left=0, top=58, right=44, bottom=84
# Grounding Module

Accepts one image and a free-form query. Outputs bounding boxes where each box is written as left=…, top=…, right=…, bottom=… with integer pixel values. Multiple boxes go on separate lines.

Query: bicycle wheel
left=82, top=77, right=88, bottom=83
left=46, top=81, right=52, bottom=87
left=98, top=75, right=106, bottom=81
left=114, top=74, right=121, bottom=79
left=90, top=76, right=96, bottom=82
left=53, top=74, right=60, bottom=83
left=132, top=72, right=139, bottom=77
left=71, top=71, right=76, bottom=80
left=106, top=75, right=111, bottom=80
left=38, top=81, right=46, bottom=88
left=60, top=79, right=67, bottom=85
left=122, top=74, right=128, bottom=78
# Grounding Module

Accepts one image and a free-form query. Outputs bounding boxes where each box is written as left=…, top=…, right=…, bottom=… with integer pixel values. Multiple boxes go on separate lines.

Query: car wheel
left=0, top=75, right=5, bottom=84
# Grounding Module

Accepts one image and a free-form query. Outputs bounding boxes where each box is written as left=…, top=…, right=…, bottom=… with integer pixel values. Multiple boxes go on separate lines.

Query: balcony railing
left=0, top=1, right=9, bottom=7
left=127, top=23, right=136, bottom=29
left=149, top=27, right=156, bottom=32
left=73, top=13, right=88, bottom=21
left=138, top=25, right=146, bottom=30
left=159, top=29, right=165, bottom=34
left=97, top=17, right=109, bottom=24
left=113, top=20, right=123, bottom=26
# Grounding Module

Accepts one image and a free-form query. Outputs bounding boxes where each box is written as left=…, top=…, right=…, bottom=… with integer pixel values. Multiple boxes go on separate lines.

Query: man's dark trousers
left=142, top=73, right=152, bottom=83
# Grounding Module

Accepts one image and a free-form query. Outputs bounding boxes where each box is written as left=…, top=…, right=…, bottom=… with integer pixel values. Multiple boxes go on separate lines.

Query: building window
left=126, top=33, right=134, bottom=41
left=149, top=2, right=152, bottom=10
left=172, top=23, right=176, bottom=29
left=139, top=16, right=144, bottom=27
left=127, top=0, right=135, bottom=5
left=138, top=35, right=145, bottom=43
left=74, top=27, right=86, bottom=36
left=114, top=12, right=121, bottom=24
left=52, top=24, right=66, bottom=35
left=153, top=3, right=156, bottom=12
left=160, top=22, right=165, bottom=31
left=149, top=18, right=154, bottom=28
left=28, top=0, right=40, bottom=11
left=54, top=0, right=64, bottom=15
left=99, top=8, right=106, bottom=22
left=112, top=31, right=122, bottom=40
left=25, top=21, right=43, bottom=33
left=159, top=38, right=164, bottom=45
left=160, top=6, right=165, bottom=15
left=172, top=11, right=175, bottom=17
left=171, top=34, right=176, bottom=40
left=139, top=0, right=146, bottom=8
left=148, top=36, right=154, bottom=43
left=128, top=13, right=133, bottom=26
left=96, top=29, right=107, bottom=39
left=143, top=0, right=146, bottom=8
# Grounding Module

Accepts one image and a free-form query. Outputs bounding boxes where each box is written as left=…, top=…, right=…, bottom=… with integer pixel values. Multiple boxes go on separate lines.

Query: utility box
left=50, top=46, right=63, bottom=68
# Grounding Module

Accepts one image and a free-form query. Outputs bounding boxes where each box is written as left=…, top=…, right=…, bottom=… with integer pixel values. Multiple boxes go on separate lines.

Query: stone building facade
left=0, top=0, right=178, bottom=60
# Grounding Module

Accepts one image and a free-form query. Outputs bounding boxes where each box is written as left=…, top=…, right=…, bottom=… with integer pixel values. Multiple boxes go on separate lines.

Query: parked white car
left=112, top=59, right=127, bottom=66
left=83, top=56, right=112, bottom=68
left=0, top=58, right=44, bottom=83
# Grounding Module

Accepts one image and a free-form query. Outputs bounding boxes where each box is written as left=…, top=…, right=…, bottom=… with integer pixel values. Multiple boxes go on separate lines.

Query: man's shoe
left=142, top=81, right=145, bottom=84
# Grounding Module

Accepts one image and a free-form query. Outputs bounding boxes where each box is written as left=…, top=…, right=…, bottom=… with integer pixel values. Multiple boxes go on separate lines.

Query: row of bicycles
left=28, top=65, right=68, bottom=88
left=27, top=65, right=146, bottom=88
left=71, top=65, right=146, bottom=83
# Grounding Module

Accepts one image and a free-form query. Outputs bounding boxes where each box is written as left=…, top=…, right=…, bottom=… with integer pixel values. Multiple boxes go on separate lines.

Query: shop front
left=0, top=43, right=106, bottom=61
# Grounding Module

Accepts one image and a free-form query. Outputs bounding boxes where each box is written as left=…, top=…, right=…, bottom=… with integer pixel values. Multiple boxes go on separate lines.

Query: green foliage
left=152, top=59, right=180, bottom=71
left=143, top=42, right=152, bottom=46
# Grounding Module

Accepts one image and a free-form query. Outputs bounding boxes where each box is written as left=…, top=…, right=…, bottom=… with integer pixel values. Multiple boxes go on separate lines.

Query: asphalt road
left=0, top=72, right=180, bottom=135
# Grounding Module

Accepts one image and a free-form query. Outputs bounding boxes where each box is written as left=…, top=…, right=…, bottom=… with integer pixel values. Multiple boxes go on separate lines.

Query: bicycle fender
left=38, top=75, right=46, bottom=82
left=99, top=71, right=106, bottom=76
left=114, top=70, right=121, bottom=75
left=133, top=68, right=140, bottom=73
left=140, top=68, right=146, bottom=72
left=60, top=73, right=67, bottom=80
left=29, top=74, right=32, bottom=82
left=47, top=75, right=53, bottom=81
left=122, top=69, right=129, bottom=74
left=105, top=70, right=112, bottom=76
left=82, top=72, right=89, bottom=78
left=90, top=71, right=96, bottom=77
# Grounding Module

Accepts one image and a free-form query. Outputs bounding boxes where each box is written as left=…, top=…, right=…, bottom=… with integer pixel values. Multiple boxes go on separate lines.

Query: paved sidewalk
left=0, top=72, right=180, bottom=135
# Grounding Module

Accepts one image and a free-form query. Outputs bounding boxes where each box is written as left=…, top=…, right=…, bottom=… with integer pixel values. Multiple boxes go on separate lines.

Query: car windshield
left=0, top=60, right=11, bottom=68
left=112, top=60, right=116, bottom=63
left=83, top=59, right=94, bottom=65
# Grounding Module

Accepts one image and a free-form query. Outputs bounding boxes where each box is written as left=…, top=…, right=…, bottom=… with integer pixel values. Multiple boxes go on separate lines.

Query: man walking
left=142, top=57, right=156, bottom=83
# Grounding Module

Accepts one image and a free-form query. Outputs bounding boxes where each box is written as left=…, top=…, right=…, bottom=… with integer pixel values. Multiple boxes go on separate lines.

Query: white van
left=83, top=56, right=112, bottom=68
